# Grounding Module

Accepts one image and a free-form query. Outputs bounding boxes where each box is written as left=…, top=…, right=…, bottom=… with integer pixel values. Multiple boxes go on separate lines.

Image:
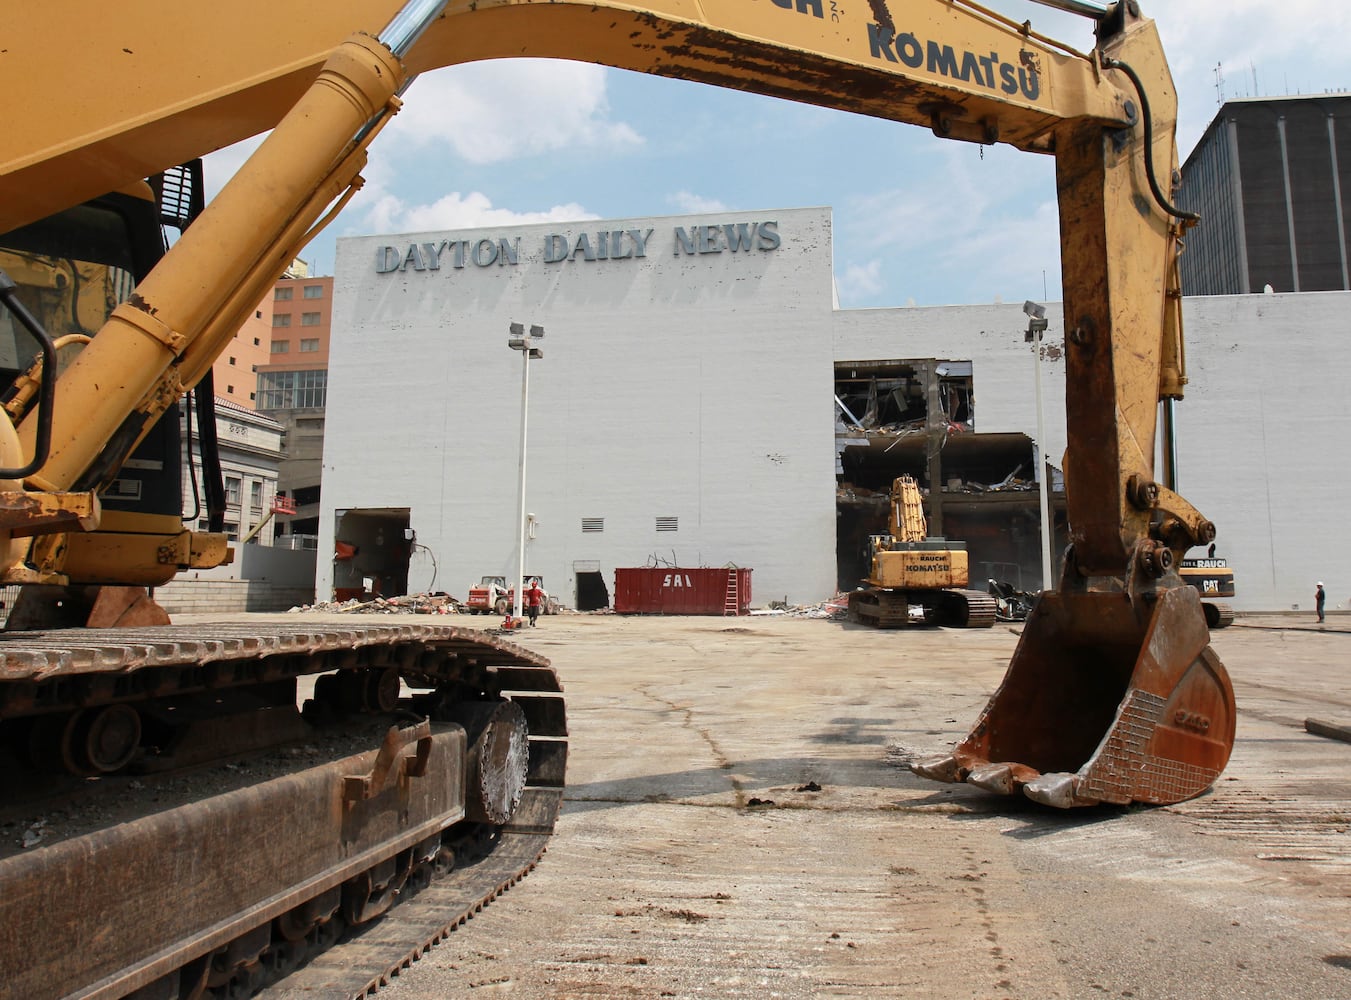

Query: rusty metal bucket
left=913, top=584, right=1235, bottom=808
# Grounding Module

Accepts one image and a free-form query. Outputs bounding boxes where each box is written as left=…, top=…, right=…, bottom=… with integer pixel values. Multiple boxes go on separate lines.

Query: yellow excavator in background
left=0, top=0, right=1236, bottom=994
left=848, top=475, right=997, bottom=628
left=1181, top=550, right=1237, bottom=628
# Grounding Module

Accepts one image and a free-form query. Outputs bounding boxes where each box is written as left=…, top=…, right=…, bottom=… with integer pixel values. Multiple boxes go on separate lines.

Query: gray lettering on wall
left=673, top=222, right=780, bottom=256
left=423, top=240, right=448, bottom=269
left=544, top=234, right=569, bottom=264
left=628, top=229, right=654, bottom=257
left=374, top=222, right=778, bottom=273
left=570, top=233, right=597, bottom=262
left=542, top=229, right=656, bottom=264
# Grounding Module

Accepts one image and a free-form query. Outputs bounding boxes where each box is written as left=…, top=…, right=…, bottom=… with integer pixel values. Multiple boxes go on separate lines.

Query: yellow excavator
left=848, top=475, right=997, bottom=628
left=1181, top=550, right=1237, bottom=628
left=0, top=0, right=1236, bottom=994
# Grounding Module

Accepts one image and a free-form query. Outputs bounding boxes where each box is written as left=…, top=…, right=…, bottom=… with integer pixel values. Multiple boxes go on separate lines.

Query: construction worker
left=526, top=579, right=544, bottom=627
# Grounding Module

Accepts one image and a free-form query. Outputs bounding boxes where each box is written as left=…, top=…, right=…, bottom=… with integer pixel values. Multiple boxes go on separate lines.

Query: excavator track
left=262, top=815, right=552, bottom=999
left=0, top=621, right=567, bottom=1000
left=934, top=589, right=998, bottom=629
left=1203, top=601, right=1235, bottom=629
left=847, top=588, right=997, bottom=629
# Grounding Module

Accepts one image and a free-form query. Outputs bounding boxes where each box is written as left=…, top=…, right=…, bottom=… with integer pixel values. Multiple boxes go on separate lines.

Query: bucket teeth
left=1022, top=772, right=1083, bottom=809
left=910, top=587, right=1236, bottom=808
left=967, top=767, right=1026, bottom=794
left=910, top=754, right=962, bottom=783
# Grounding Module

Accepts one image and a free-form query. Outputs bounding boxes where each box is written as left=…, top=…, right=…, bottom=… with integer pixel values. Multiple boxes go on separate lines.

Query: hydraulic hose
left=1104, top=57, right=1201, bottom=225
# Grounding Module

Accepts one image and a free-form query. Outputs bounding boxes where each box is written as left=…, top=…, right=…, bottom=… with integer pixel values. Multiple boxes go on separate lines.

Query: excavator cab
left=0, top=166, right=231, bottom=628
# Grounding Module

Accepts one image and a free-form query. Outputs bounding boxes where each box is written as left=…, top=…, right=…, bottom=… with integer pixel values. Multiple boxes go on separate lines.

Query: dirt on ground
left=265, top=608, right=1351, bottom=1000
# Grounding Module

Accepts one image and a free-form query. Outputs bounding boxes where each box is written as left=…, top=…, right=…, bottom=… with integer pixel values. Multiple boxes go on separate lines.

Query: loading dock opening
left=574, top=561, right=609, bottom=611
left=332, top=508, right=411, bottom=601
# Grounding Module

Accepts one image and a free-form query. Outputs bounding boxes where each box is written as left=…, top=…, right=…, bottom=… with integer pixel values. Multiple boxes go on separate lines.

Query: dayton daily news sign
left=373, top=220, right=782, bottom=273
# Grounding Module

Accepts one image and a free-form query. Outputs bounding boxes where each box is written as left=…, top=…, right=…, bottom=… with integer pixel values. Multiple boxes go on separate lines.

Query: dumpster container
left=613, top=567, right=752, bottom=615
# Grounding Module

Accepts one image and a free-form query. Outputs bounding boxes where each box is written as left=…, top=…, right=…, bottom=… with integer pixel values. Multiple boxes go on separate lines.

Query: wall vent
left=655, top=516, right=679, bottom=532
left=581, top=517, right=605, bottom=533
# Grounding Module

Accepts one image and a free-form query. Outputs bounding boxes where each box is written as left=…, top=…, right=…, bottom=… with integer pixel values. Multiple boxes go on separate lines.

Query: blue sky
left=208, top=0, right=1350, bottom=309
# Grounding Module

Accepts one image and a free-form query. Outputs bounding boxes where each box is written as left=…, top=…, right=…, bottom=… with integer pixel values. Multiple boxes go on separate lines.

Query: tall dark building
left=1176, top=94, right=1351, bottom=295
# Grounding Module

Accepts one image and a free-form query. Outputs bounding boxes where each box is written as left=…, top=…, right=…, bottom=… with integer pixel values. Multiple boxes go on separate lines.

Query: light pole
left=507, top=323, right=544, bottom=623
left=1023, top=301, right=1054, bottom=592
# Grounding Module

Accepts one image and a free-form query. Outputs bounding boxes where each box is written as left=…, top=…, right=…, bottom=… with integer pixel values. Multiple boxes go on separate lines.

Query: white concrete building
left=320, top=207, right=1351, bottom=613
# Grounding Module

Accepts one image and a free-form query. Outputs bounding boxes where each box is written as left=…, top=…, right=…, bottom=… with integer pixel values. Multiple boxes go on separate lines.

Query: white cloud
left=386, top=60, right=642, bottom=164
left=361, top=190, right=596, bottom=235
left=836, top=260, right=884, bottom=303
left=666, top=191, right=729, bottom=214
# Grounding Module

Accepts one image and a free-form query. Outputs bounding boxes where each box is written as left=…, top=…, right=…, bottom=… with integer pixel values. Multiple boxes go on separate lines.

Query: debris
left=748, top=593, right=850, bottom=620
left=1305, top=718, right=1351, bottom=744
left=289, top=592, right=466, bottom=615
left=746, top=797, right=775, bottom=808
left=795, top=781, right=822, bottom=792
left=988, top=579, right=1037, bottom=622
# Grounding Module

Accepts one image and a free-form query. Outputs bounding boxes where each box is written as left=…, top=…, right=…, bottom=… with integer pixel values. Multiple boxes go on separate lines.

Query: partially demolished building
left=319, top=207, right=1349, bottom=613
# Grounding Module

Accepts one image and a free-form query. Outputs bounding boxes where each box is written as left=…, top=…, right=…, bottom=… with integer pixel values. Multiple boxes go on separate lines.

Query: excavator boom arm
left=0, top=0, right=1233, bottom=810
left=1, top=0, right=1130, bottom=236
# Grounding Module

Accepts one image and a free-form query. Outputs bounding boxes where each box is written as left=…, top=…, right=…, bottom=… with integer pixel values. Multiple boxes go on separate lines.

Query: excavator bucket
left=913, top=584, right=1235, bottom=808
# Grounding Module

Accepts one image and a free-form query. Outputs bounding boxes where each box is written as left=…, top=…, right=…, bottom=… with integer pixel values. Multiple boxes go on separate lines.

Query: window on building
left=303, top=285, right=324, bottom=299
left=224, top=522, right=239, bottom=541
left=225, top=477, right=241, bottom=505
left=255, top=310, right=262, bottom=319
left=249, top=391, right=256, bottom=400
left=274, top=287, right=293, bottom=301
left=581, top=517, right=604, bottom=532
left=253, top=337, right=260, bottom=346
left=300, top=338, right=319, bottom=352
left=655, top=516, right=678, bottom=532
left=300, top=312, right=321, bottom=326
left=273, top=314, right=291, bottom=327
left=226, top=384, right=234, bottom=394
left=250, top=482, right=263, bottom=508
left=272, top=341, right=290, bottom=353
left=257, top=369, right=328, bottom=409
left=228, top=356, right=236, bottom=366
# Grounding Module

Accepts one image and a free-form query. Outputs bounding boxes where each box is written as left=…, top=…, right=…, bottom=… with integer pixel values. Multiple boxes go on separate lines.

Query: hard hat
left=1317, top=581, right=1324, bottom=587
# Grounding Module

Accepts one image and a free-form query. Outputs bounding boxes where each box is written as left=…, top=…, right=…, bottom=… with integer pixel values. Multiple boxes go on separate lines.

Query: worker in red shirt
left=525, top=579, right=544, bottom=627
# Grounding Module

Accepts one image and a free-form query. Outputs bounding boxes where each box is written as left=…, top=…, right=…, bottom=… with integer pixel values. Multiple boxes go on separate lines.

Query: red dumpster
left=613, top=567, right=752, bottom=615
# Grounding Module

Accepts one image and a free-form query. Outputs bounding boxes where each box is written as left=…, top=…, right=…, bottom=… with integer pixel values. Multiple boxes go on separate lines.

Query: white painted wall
left=1178, top=291, right=1351, bottom=614
left=321, top=208, right=838, bottom=608
left=322, top=202, right=1351, bottom=613
left=836, top=292, right=1351, bottom=612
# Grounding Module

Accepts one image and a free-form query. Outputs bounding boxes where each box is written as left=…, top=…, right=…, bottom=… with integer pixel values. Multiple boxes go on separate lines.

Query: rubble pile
left=289, top=593, right=464, bottom=615
left=750, top=593, right=851, bottom=620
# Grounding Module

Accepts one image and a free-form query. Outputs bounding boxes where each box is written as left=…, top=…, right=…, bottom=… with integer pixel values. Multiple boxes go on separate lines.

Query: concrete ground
left=340, top=610, right=1351, bottom=999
